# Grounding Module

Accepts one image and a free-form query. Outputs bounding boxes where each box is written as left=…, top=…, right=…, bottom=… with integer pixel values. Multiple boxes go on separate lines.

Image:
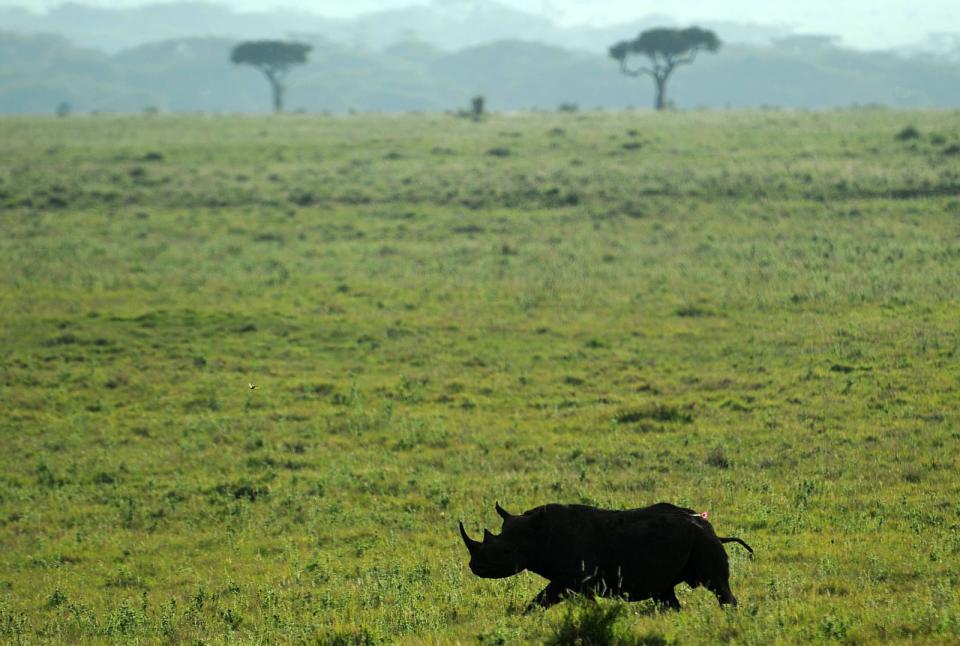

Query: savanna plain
left=1, top=109, right=959, bottom=644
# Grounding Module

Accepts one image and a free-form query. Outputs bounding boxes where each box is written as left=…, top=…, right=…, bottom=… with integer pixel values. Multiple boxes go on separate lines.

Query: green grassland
left=1, top=109, right=959, bottom=644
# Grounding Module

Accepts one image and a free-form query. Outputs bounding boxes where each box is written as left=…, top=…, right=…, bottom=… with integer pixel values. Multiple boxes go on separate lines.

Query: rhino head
left=459, top=502, right=531, bottom=578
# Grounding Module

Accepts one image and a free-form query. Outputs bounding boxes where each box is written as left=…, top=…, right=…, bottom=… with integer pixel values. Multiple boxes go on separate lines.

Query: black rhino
left=459, top=501, right=752, bottom=611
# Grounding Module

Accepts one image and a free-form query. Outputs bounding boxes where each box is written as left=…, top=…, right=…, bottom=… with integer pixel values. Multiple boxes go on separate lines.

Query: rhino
left=459, top=501, right=752, bottom=611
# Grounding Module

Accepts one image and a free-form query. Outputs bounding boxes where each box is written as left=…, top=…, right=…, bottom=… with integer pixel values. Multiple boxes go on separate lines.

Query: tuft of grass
left=705, top=446, right=731, bottom=469
left=902, top=468, right=923, bottom=484
left=614, top=404, right=693, bottom=425
left=313, top=628, right=379, bottom=645
left=545, top=598, right=673, bottom=646
left=44, top=588, right=67, bottom=609
left=895, top=125, right=920, bottom=140
left=546, top=599, right=629, bottom=646
left=674, top=305, right=712, bottom=318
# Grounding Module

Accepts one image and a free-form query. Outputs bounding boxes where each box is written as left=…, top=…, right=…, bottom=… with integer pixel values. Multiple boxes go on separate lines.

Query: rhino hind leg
left=688, top=536, right=739, bottom=607
left=709, top=581, right=737, bottom=607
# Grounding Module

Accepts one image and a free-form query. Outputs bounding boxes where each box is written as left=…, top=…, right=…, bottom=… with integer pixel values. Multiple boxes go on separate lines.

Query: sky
left=2, top=0, right=958, bottom=50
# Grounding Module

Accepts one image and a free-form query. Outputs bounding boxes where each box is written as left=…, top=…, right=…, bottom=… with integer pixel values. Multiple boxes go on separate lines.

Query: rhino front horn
left=459, top=521, right=480, bottom=554
left=495, top=501, right=513, bottom=520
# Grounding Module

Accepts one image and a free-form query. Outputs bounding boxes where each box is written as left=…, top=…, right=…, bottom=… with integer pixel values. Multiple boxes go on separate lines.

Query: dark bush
left=471, top=95, right=485, bottom=120
left=895, top=126, right=920, bottom=141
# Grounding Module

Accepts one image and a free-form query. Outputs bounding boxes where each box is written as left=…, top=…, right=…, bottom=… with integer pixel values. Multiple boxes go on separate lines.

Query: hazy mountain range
left=0, top=2, right=794, bottom=53
left=1, top=2, right=959, bottom=114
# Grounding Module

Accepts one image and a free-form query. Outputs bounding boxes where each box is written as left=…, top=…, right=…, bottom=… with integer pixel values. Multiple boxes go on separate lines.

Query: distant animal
left=459, top=501, right=753, bottom=611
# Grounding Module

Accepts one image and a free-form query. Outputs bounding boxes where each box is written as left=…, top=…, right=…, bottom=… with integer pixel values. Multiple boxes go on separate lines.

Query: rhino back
left=525, top=504, right=698, bottom=587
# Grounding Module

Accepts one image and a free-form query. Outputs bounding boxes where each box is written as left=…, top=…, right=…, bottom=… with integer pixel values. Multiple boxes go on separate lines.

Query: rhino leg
left=525, top=580, right=577, bottom=612
left=652, top=588, right=681, bottom=611
left=688, top=534, right=738, bottom=607
left=698, top=554, right=737, bottom=607
left=709, top=582, right=737, bottom=607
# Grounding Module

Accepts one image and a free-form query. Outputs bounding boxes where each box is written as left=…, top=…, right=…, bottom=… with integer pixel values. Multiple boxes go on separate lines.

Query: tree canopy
left=230, top=41, right=311, bottom=70
left=612, top=28, right=720, bottom=62
left=230, top=40, right=311, bottom=112
left=609, top=27, right=720, bottom=110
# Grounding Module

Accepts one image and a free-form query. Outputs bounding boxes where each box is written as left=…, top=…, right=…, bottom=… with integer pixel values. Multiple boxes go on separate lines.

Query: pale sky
left=3, top=0, right=957, bottom=49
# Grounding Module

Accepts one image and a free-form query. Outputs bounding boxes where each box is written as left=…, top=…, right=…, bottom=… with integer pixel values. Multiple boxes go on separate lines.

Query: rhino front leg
left=652, top=588, right=681, bottom=611
left=525, top=580, right=576, bottom=612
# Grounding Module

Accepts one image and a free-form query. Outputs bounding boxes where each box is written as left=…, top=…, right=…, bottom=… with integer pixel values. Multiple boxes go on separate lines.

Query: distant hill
left=2, top=30, right=960, bottom=114
left=0, top=3, right=336, bottom=53
left=0, top=1, right=791, bottom=54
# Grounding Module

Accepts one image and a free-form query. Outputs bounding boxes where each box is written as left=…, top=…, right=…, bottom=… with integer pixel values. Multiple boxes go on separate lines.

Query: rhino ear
left=459, top=521, right=480, bottom=554
left=495, top=501, right=513, bottom=520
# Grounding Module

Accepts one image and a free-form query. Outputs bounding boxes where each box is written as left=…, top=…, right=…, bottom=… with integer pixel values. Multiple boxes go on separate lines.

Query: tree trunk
left=264, top=70, right=284, bottom=113
left=654, top=75, right=667, bottom=111
left=270, top=79, right=284, bottom=113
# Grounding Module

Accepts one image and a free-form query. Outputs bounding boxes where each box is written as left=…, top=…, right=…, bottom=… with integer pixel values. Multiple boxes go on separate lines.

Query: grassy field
left=1, top=109, right=959, bottom=644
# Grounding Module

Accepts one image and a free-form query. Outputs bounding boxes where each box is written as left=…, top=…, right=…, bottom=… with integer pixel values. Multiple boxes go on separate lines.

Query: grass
left=0, top=108, right=959, bottom=643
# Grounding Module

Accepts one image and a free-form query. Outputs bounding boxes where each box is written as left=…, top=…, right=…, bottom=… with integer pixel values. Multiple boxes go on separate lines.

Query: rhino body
left=459, top=502, right=752, bottom=611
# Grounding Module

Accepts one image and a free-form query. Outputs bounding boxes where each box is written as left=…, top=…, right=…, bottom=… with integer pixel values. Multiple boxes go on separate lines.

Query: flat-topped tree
left=230, top=40, right=311, bottom=113
left=609, top=27, right=720, bottom=111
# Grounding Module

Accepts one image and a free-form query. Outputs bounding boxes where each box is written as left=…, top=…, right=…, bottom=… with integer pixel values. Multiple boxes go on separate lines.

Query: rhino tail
left=718, top=536, right=754, bottom=554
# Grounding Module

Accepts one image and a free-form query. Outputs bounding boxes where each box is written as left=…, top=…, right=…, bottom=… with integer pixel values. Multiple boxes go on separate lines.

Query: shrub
left=895, top=126, right=920, bottom=140
left=471, top=95, right=485, bottom=120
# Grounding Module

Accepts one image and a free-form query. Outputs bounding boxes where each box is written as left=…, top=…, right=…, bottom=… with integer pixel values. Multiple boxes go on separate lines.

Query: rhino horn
left=483, top=528, right=496, bottom=542
left=459, top=521, right=480, bottom=554
left=495, top=501, right=513, bottom=520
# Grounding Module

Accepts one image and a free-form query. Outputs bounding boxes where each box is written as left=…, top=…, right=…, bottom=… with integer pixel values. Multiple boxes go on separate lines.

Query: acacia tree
left=609, top=27, right=720, bottom=111
left=230, top=40, right=311, bottom=113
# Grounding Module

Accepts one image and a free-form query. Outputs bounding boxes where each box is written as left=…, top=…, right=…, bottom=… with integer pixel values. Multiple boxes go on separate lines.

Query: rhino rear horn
left=483, top=528, right=496, bottom=542
left=459, top=521, right=480, bottom=554
left=495, top=501, right=513, bottom=520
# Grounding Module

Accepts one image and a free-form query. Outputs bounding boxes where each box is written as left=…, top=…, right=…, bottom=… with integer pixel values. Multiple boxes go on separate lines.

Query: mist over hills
left=3, top=31, right=960, bottom=115
left=1, top=2, right=959, bottom=114
left=0, top=1, right=791, bottom=53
